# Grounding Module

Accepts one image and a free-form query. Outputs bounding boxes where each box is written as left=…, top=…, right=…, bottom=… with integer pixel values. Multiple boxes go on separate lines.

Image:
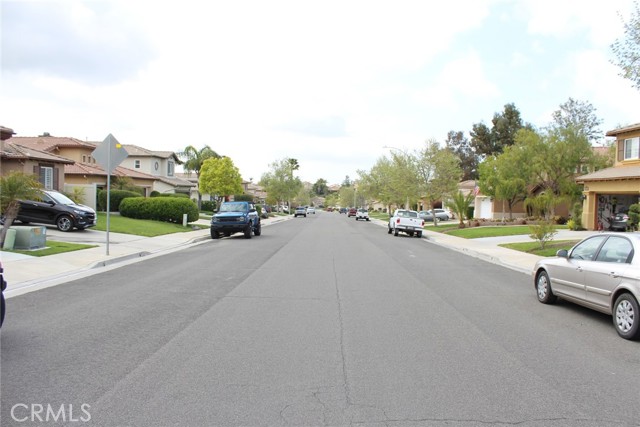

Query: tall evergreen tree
left=445, top=130, right=478, bottom=181
left=470, top=103, right=528, bottom=158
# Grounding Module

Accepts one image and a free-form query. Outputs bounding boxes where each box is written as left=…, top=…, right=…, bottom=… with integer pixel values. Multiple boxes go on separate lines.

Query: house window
left=624, top=137, right=640, bottom=160
left=134, top=160, right=141, bottom=169
left=167, top=161, right=174, bottom=176
left=41, top=166, right=53, bottom=190
left=82, top=155, right=86, bottom=162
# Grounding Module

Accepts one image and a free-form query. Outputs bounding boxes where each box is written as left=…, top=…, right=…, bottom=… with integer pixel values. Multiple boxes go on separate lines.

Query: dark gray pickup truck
left=210, top=201, right=262, bottom=239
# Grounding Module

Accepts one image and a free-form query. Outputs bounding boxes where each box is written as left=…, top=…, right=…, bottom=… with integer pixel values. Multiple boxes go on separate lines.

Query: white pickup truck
left=355, top=208, right=370, bottom=221
left=388, top=209, right=424, bottom=237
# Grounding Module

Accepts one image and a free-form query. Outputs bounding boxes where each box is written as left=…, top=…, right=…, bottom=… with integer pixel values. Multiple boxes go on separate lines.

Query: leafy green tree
left=178, top=145, right=220, bottom=208
left=445, top=130, right=478, bottom=180
left=259, top=158, right=302, bottom=211
left=338, top=186, right=356, bottom=208
left=547, top=98, right=603, bottom=143
left=478, top=142, right=531, bottom=220
left=342, top=175, right=352, bottom=187
left=415, top=140, right=462, bottom=225
left=312, top=178, right=328, bottom=196
left=449, top=191, right=475, bottom=228
left=528, top=126, right=596, bottom=200
left=388, top=150, right=420, bottom=209
left=611, top=1, right=640, bottom=90
left=0, top=172, right=43, bottom=246
left=357, top=157, right=396, bottom=213
left=199, top=157, right=243, bottom=209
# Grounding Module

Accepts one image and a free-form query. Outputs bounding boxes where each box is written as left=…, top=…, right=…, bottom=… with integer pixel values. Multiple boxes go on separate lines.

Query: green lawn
left=94, top=213, right=208, bottom=236
left=500, top=240, right=580, bottom=257
left=4, top=240, right=98, bottom=257
left=440, top=224, right=568, bottom=239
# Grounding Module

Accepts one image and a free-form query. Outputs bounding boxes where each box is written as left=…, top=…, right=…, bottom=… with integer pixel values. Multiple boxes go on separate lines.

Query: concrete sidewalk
left=1, top=214, right=597, bottom=298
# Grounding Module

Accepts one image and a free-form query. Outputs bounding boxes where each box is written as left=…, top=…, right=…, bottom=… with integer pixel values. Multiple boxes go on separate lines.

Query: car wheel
left=366, top=218, right=370, bottom=221
left=394, top=228, right=399, bottom=237
left=210, top=229, right=220, bottom=239
left=254, top=221, right=262, bottom=236
left=243, top=224, right=252, bottom=239
left=416, top=231, right=422, bottom=238
left=387, top=226, right=392, bottom=234
left=56, top=215, right=73, bottom=232
left=613, top=293, right=640, bottom=340
left=536, top=271, right=557, bottom=304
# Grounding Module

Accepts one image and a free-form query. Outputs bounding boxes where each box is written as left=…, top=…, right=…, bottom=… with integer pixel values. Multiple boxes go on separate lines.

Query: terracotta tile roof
left=122, top=144, right=180, bottom=161
left=1, top=142, right=74, bottom=163
left=576, top=165, right=640, bottom=182
left=11, top=136, right=97, bottom=152
left=605, top=123, right=640, bottom=137
left=155, top=175, right=195, bottom=188
left=65, top=162, right=157, bottom=179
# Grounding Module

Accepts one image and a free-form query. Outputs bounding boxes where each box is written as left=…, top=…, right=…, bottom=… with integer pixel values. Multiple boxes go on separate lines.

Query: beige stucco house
left=577, top=123, right=640, bottom=230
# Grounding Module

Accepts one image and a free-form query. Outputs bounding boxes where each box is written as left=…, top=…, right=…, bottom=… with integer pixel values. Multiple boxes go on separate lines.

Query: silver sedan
left=532, top=232, right=640, bottom=340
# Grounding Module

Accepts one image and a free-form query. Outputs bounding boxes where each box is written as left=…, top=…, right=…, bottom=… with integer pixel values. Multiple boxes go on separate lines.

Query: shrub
left=97, top=189, right=142, bottom=211
left=201, top=201, right=216, bottom=212
left=529, top=221, right=557, bottom=249
left=155, top=193, right=190, bottom=198
left=552, top=215, right=567, bottom=225
left=150, top=191, right=160, bottom=197
left=629, top=203, right=640, bottom=231
left=119, top=197, right=199, bottom=223
left=233, top=194, right=254, bottom=202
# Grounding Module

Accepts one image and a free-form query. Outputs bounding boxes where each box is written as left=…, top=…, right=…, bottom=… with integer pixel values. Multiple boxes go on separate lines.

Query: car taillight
left=421, top=220, right=424, bottom=227
left=396, top=218, right=400, bottom=224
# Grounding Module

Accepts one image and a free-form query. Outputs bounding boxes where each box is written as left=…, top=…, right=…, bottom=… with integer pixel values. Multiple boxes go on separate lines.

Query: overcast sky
left=3, top=0, right=639, bottom=185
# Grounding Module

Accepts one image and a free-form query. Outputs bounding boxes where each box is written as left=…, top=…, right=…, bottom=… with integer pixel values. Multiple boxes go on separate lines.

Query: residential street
left=1, top=212, right=639, bottom=426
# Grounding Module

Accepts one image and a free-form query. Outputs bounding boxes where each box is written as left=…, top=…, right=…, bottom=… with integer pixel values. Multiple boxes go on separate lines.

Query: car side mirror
left=556, top=249, right=569, bottom=258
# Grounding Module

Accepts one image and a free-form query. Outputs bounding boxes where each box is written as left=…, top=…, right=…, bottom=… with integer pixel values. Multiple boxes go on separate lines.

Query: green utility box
left=13, top=226, right=47, bottom=250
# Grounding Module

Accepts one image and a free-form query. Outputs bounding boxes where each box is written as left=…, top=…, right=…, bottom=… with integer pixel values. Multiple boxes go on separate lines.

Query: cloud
left=1, top=1, right=156, bottom=84
left=277, top=116, right=347, bottom=138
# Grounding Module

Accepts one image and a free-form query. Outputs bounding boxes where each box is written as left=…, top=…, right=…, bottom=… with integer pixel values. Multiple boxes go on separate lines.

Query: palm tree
left=450, top=190, right=475, bottom=228
left=0, top=172, right=43, bottom=247
left=178, top=145, right=220, bottom=208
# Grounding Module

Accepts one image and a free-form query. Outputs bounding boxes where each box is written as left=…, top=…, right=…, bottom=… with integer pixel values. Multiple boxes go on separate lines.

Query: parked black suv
left=9, top=190, right=97, bottom=232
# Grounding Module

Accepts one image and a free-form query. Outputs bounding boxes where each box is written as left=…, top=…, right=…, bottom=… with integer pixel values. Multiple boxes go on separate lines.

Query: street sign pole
left=105, top=136, right=112, bottom=255
left=92, top=134, right=128, bottom=256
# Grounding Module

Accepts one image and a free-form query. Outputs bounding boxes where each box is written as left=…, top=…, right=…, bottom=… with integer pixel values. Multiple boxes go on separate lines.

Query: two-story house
left=577, top=122, right=640, bottom=230
left=120, top=145, right=194, bottom=195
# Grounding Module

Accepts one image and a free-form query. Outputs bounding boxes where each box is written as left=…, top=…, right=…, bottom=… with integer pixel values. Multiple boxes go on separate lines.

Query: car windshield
left=46, top=191, right=76, bottom=205
left=219, top=203, right=248, bottom=213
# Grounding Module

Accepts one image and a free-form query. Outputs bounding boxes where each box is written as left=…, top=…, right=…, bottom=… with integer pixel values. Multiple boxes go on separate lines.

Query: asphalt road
left=2, top=212, right=639, bottom=426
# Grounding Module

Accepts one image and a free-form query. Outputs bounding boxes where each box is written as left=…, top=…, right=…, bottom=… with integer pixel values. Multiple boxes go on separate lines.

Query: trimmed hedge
left=154, top=193, right=190, bottom=198
left=97, top=190, right=143, bottom=211
left=119, top=197, right=199, bottom=223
